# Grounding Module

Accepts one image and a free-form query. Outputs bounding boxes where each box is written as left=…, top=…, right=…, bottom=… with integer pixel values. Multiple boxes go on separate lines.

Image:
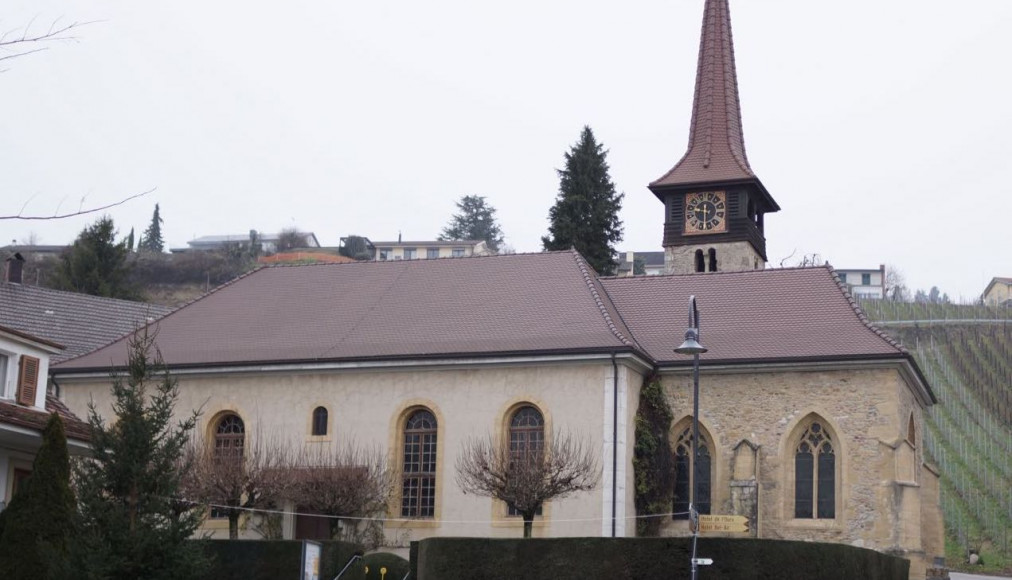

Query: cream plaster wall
left=653, top=365, right=941, bottom=579
left=59, top=361, right=622, bottom=545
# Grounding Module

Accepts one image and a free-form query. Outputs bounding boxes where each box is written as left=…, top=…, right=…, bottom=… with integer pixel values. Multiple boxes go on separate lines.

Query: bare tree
left=455, top=429, right=599, bottom=538
left=885, top=265, right=909, bottom=302
left=0, top=17, right=87, bottom=71
left=276, top=228, right=308, bottom=252
left=290, top=442, right=393, bottom=547
left=1, top=188, right=154, bottom=221
left=181, top=428, right=294, bottom=539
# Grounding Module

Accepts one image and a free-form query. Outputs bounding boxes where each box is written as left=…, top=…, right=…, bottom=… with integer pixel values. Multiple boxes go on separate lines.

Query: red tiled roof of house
left=258, top=252, right=357, bottom=265
left=0, top=395, right=90, bottom=442
left=53, top=253, right=910, bottom=375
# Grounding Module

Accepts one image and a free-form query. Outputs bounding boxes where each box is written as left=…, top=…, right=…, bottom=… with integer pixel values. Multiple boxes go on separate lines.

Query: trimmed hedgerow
left=415, top=537, right=910, bottom=580
left=362, top=552, right=410, bottom=579
left=198, top=539, right=360, bottom=580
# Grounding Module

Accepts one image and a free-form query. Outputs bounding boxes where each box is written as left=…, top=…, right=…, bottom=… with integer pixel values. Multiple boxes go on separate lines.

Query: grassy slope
left=859, top=300, right=1012, bottom=575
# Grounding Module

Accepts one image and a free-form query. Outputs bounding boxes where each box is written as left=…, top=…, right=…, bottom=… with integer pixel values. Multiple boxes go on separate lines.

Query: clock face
left=684, top=191, right=727, bottom=234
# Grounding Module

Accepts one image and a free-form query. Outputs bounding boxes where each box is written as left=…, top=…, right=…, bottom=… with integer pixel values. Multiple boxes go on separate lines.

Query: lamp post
left=674, top=295, right=707, bottom=580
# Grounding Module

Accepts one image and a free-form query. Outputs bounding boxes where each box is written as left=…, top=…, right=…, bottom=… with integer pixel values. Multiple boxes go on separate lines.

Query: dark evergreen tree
left=139, top=204, right=164, bottom=253
left=70, top=328, right=207, bottom=580
left=439, top=195, right=505, bottom=252
left=542, top=126, right=624, bottom=275
left=53, top=216, right=140, bottom=299
left=127, top=227, right=135, bottom=252
left=338, top=235, right=373, bottom=260
left=0, top=414, right=76, bottom=579
left=632, top=375, right=674, bottom=536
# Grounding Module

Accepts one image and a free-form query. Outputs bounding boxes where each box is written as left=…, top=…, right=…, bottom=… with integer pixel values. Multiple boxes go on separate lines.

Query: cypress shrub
left=415, top=537, right=910, bottom=580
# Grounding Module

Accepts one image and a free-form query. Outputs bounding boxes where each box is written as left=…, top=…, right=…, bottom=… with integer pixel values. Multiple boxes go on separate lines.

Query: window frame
left=671, top=419, right=714, bottom=520
left=401, top=408, right=438, bottom=518
left=311, top=406, right=329, bottom=437
left=426, top=248, right=440, bottom=259
left=789, top=417, right=839, bottom=521
left=506, top=405, right=545, bottom=517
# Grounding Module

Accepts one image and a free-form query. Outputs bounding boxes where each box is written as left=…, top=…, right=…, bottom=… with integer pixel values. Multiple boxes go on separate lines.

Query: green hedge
left=415, top=537, right=910, bottom=580
left=198, top=539, right=360, bottom=580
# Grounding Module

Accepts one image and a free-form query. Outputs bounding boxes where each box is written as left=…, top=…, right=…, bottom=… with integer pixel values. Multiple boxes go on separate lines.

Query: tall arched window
left=214, top=414, right=245, bottom=458
left=694, top=250, right=705, bottom=273
left=402, top=409, right=437, bottom=518
left=906, top=414, right=916, bottom=446
left=312, top=406, right=328, bottom=436
left=672, top=423, right=711, bottom=519
left=707, top=248, right=718, bottom=272
left=794, top=421, right=835, bottom=519
left=508, top=406, right=545, bottom=516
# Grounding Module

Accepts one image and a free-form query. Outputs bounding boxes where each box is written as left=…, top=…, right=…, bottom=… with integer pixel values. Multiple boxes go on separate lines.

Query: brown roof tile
left=55, top=252, right=636, bottom=371
left=0, top=395, right=90, bottom=442
left=598, top=266, right=906, bottom=365
left=0, top=283, right=173, bottom=363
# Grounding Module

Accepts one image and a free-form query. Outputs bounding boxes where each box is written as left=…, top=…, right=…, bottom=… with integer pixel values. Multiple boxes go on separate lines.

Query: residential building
left=371, top=240, right=491, bottom=261
left=982, top=277, right=1012, bottom=306
left=836, top=265, right=887, bottom=299
left=172, top=231, right=321, bottom=254
left=616, top=252, right=666, bottom=276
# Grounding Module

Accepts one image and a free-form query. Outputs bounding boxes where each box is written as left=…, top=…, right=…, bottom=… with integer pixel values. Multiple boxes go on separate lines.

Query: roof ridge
left=599, top=264, right=831, bottom=282
left=260, top=249, right=580, bottom=269
left=568, top=250, right=637, bottom=349
left=824, top=264, right=909, bottom=355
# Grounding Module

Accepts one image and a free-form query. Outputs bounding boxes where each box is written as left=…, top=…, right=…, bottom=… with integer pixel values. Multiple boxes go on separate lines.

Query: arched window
left=214, top=414, right=245, bottom=458
left=906, top=414, right=916, bottom=446
left=402, top=409, right=437, bottom=518
left=794, top=421, right=835, bottom=519
left=312, top=406, right=328, bottom=436
left=672, top=423, right=711, bottom=519
left=694, top=250, right=705, bottom=273
left=508, top=406, right=545, bottom=516
left=708, top=248, right=718, bottom=272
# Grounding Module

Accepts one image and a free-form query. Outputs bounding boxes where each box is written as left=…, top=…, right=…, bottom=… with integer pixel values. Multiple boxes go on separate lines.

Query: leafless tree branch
left=456, top=429, right=599, bottom=538
left=0, top=17, right=93, bottom=70
left=0, top=188, right=155, bottom=221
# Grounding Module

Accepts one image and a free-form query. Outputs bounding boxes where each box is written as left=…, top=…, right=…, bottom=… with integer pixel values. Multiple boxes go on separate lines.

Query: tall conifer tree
left=139, top=204, right=164, bottom=253
left=439, top=195, right=505, bottom=252
left=54, top=216, right=139, bottom=299
left=542, top=126, right=624, bottom=275
left=0, top=414, right=76, bottom=579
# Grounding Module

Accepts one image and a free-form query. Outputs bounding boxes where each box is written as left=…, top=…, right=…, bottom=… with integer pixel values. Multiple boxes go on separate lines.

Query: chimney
left=4, top=253, right=25, bottom=284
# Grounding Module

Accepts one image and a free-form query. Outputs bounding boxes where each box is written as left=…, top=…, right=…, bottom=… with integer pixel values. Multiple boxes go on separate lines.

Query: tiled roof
left=599, top=266, right=905, bottom=365
left=56, top=251, right=638, bottom=371
left=0, top=283, right=173, bottom=363
left=0, top=395, right=90, bottom=442
left=651, top=0, right=754, bottom=189
left=53, top=254, right=908, bottom=374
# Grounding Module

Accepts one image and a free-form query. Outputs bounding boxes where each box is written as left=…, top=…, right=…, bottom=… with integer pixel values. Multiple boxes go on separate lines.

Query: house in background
left=835, top=265, right=886, bottom=299
left=0, top=324, right=90, bottom=512
left=371, top=239, right=492, bottom=261
left=982, top=277, right=1011, bottom=306
left=172, top=231, right=321, bottom=254
left=616, top=251, right=666, bottom=276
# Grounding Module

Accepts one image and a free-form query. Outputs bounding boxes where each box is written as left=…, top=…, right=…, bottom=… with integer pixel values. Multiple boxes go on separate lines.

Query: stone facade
left=664, top=242, right=763, bottom=275
left=653, top=363, right=941, bottom=579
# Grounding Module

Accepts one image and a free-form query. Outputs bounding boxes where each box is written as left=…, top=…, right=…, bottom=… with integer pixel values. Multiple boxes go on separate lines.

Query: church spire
left=650, top=0, right=762, bottom=192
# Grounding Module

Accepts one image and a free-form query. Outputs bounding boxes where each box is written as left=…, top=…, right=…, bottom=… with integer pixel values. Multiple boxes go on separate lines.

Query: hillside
left=860, top=299, right=1012, bottom=572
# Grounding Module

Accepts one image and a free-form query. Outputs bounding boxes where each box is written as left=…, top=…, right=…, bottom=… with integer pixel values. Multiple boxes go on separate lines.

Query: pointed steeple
left=650, top=0, right=776, bottom=212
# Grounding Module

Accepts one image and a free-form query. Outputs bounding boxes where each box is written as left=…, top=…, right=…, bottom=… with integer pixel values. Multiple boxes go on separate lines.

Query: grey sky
left=3, top=0, right=1010, bottom=300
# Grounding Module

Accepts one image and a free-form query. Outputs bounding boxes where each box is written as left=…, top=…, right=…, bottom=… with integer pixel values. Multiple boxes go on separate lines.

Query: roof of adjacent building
left=0, top=395, right=91, bottom=442
left=371, top=240, right=485, bottom=247
left=984, top=277, right=1012, bottom=295
left=54, top=251, right=909, bottom=375
left=0, top=282, right=173, bottom=363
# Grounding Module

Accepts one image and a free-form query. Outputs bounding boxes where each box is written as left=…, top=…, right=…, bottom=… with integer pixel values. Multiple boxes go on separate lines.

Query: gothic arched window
left=402, top=409, right=437, bottom=517
left=708, top=248, right=718, bottom=272
left=794, top=421, right=835, bottom=519
left=672, top=423, right=712, bottom=519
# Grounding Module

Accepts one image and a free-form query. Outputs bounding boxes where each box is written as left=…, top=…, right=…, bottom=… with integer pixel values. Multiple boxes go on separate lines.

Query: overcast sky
left=3, top=0, right=1010, bottom=300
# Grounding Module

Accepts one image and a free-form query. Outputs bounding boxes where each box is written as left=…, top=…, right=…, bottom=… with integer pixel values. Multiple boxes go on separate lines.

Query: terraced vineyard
left=860, top=300, right=1012, bottom=563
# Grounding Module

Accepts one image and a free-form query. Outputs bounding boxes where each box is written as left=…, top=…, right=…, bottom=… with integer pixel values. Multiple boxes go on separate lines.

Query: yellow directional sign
left=698, top=514, right=750, bottom=534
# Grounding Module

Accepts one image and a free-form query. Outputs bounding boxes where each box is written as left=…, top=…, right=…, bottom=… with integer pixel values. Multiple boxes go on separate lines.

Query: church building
left=50, top=1, right=943, bottom=578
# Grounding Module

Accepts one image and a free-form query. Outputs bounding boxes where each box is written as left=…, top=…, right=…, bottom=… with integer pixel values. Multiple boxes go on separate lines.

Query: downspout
left=611, top=351, right=618, bottom=538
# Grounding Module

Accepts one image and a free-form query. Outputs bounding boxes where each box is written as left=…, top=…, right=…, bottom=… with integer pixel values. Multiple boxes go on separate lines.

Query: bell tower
left=650, top=0, right=780, bottom=275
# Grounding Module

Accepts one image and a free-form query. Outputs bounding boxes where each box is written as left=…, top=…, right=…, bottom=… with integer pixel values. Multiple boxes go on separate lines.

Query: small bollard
left=380, top=566, right=387, bottom=579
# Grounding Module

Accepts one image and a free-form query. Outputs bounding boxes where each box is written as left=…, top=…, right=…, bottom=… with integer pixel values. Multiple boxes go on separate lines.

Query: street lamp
left=674, top=295, right=707, bottom=580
